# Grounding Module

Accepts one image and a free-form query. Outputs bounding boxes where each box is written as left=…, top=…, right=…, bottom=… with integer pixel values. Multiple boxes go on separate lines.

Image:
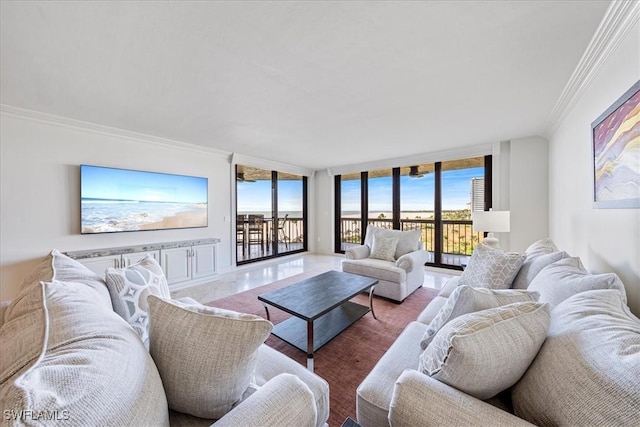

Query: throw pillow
left=0, top=280, right=169, bottom=425
left=527, top=257, right=627, bottom=308
left=512, top=289, right=640, bottom=426
left=16, top=249, right=111, bottom=306
left=105, top=254, right=171, bottom=347
left=419, top=286, right=540, bottom=349
left=147, top=296, right=273, bottom=419
left=525, top=238, right=558, bottom=256
left=418, top=302, right=550, bottom=400
left=369, top=235, right=399, bottom=261
left=511, top=251, right=567, bottom=290
left=458, top=244, right=525, bottom=289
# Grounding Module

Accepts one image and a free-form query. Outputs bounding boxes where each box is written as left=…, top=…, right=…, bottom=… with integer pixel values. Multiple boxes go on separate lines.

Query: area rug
left=206, top=271, right=439, bottom=427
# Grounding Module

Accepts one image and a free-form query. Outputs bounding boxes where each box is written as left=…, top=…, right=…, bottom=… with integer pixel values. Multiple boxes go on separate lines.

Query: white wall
left=0, top=111, right=234, bottom=301
left=549, top=20, right=640, bottom=315
left=313, top=169, right=334, bottom=254
left=509, top=136, right=550, bottom=252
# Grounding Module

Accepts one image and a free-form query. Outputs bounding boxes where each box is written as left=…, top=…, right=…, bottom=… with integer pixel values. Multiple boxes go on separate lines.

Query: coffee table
left=258, top=270, right=378, bottom=371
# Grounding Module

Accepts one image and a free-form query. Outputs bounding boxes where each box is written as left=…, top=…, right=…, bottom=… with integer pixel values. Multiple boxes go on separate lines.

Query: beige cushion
left=524, top=238, right=558, bottom=256
left=364, top=225, right=421, bottom=259
left=419, top=302, right=550, bottom=399
left=511, top=250, right=567, bottom=289
left=369, top=235, right=399, bottom=261
left=0, top=280, right=169, bottom=425
left=420, top=286, right=540, bottom=349
left=18, top=248, right=111, bottom=306
left=528, top=257, right=627, bottom=308
left=105, top=254, right=171, bottom=346
left=147, top=296, right=273, bottom=419
left=512, top=289, right=640, bottom=426
left=458, top=244, right=525, bottom=289
left=342, top=258, right=406, bottom=283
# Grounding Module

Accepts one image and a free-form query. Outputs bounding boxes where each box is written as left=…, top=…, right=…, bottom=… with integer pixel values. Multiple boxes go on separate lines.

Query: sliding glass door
left=236, top=165, right=307, bottom=265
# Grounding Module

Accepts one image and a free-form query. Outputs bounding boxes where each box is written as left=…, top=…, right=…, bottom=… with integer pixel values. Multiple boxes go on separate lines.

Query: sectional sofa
left=356, top=239, right=640, bottom=426
left=0, top=250, right=329, bottom=426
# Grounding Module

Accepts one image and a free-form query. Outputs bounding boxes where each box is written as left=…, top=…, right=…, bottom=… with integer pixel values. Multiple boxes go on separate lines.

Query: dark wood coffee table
left=258, top=270, right=378, bottom=371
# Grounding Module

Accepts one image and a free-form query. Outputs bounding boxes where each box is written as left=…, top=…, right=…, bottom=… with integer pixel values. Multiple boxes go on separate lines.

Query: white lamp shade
left=472, top=211, right=510, bottom=233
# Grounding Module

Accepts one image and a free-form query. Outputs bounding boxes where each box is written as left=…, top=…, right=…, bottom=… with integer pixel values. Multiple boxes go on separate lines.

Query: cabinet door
left=192, top=244, right=217, bottom=280
left=78, top=255, right=120, bottom=279
left=161, top=248, right=191, bottom=285
left=122, top=250, right=160, bottom=267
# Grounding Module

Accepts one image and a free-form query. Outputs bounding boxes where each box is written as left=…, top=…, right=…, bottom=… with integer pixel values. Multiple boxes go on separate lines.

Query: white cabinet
left=79, top=251, right=160, bottom=277
left=67, top=239, right=219, bottom=288
left=161, top=244, right=216, bottom=286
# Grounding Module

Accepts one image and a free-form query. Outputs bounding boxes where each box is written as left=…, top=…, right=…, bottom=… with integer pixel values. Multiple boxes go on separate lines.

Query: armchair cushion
left=147, top=296, right=272, bottom=419
left=420, top=286, right=540, bottom=349
left=419, top=302, right=550, bottom=399
left=342, top=258, right=406, bottom=283
left=458, top=244, right=525, bottom=290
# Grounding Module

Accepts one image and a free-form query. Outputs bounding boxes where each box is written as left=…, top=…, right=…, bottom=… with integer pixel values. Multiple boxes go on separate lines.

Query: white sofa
left=0, top=250, right=329, bottom=427
left=356, top=240, right=640, bottom=426
left=342, top=226, right=431, bottom=302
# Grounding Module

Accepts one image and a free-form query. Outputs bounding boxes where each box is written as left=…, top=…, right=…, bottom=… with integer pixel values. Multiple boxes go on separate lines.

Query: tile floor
left=172, top=253, right=458, bottom=304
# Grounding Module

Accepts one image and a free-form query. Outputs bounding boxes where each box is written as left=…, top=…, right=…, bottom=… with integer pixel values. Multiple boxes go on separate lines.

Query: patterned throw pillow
left=147, top=296, right=273, bottom=419
left=369, top=235, right=399, bottom=261
left=105, top=254, right=171, bottom=347
left=458, top=244, right=525, bottom=289
left=420, top=286, right=540, bottom=349
left=419, top=302, right=550, bottom=400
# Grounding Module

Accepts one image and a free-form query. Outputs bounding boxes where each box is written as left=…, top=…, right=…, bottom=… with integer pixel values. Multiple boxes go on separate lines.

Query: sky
left=237, top=179, right=303, bottom=212
left=81, top=165, right=208, bottom=204
left=237, top=166, right=484, bottom=213
left=342, top=166, right=484, bottom=211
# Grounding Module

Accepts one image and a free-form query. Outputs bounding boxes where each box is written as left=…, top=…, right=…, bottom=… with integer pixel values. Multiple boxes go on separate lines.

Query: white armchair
left=342, top=226, right=430, bottom=302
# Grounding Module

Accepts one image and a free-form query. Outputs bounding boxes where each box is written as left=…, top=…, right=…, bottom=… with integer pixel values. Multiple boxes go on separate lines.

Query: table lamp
left=472, top=210, right=510, bottom=249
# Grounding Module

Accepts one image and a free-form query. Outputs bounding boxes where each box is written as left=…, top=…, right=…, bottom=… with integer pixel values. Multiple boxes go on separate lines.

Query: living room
left=1, top=1, right=639, bottom=425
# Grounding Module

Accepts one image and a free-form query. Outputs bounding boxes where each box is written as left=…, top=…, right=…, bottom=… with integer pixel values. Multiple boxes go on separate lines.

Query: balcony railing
left=237, top=216, right=305, bottom=262
left=340, top=217, right=484, bottom=266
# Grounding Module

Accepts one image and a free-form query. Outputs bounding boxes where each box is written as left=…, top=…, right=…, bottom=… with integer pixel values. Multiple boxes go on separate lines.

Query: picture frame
left=591, top=80, right=640, bottom=208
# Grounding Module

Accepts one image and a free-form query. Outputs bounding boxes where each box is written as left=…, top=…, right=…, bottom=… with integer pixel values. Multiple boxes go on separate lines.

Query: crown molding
left=1, top=104, right=230, bottom=159
left=544, top=0, right=640, bottom=136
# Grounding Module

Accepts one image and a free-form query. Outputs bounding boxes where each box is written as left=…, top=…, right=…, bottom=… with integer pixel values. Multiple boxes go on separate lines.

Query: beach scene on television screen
left=81, top=166, right=208, bottom=234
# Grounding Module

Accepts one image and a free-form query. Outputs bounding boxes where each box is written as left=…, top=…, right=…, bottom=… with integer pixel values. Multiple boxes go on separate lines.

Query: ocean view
left=81, top=199, right=207, bottom=233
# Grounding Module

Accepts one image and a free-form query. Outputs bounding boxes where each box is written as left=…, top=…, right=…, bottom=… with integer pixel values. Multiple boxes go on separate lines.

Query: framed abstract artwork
left=591, top=80, right=639, bottom=208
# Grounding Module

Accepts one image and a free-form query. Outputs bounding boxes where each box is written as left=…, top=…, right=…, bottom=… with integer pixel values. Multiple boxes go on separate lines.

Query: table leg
left=307, top=320, right=314, bottom=372
left=369, top=285, right=377, bottom=320
left=262, top=303, right=271, bottom=321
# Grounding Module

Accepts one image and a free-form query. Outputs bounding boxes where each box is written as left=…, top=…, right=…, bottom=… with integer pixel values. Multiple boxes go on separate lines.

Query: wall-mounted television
left=81, top=165, right=208, bottom=234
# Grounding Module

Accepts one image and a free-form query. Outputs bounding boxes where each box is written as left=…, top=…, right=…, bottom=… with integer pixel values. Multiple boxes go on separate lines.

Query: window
left=335, top=156, right=490, bottom=269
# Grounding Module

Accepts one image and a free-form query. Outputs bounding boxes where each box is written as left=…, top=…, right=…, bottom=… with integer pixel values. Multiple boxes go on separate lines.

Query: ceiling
left=1, top=1, right=611, bottom=170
